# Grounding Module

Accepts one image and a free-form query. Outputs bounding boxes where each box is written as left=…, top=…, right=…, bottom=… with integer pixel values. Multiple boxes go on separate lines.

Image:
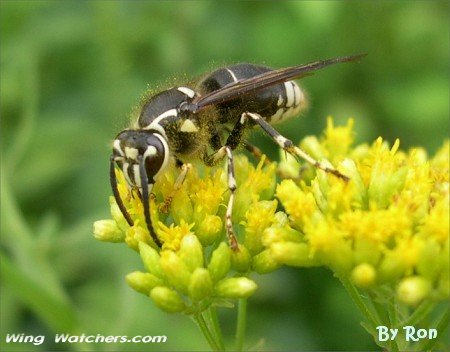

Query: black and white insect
left=110, top=54, right=366, bottom=250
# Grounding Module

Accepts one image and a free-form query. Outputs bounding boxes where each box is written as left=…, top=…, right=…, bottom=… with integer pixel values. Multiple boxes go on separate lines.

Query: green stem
left=386, top=297, right=400, bottom=352
left=402, top=300, right=434, bottom=327
left=193, top=313, right=220, bottom=351
left=339, top=277, right=380, bottom=329
left=369, top=295, right=400, bottom=351
left=207, top=306, right=225, bottom=351
left=387, top=296, right=398, bottom=328
left=235, top=298, right=248, bottom=351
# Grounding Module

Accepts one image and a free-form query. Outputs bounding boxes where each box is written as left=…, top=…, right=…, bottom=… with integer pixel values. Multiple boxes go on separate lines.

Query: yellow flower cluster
left=94, top=117, right=449, bottom=312
left=266, top=118, right=449, bottom=306
left=94, top=155, right=277, bottom=313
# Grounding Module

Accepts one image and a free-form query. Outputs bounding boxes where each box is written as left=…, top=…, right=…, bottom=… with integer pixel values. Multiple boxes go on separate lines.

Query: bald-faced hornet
left=110, top=54, right=366, bottom=250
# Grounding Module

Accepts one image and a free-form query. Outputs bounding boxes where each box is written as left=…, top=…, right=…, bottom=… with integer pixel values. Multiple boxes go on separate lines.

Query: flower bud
left=139, top=241, right=164, bottom=278
left=208, top=242, right=230, bottom=282
left=150, top=286, right=186, bottom=313
left=195, top=215, right=223, bottom=246
left=188, top=268, right=213, bottom=301
left=109, top=197, right=130, bottom=232
left=272, top=211, right=289, bottom=227
left=270, top=242, right=314, bottom=267
left=351, top=263, right=376, bottom=288
left=397, top=276, right=431, bottom=305
left=93, top=219, right=125, bottom=242
left=178, top=234, right=204, bottom=272
left=160, top=250, right=191, bottom=295
left=369, top=167, right=408, bottom=209
left=126, top=225, right=153, bottom=251
left=340, top=158, right=367, bottom=206
left=126, top=271, right=164, bottom=295
left=215, top=277, right=258, bottom=299
left=252, top=249, right=280, bottom=274
left=261, top=226, right=301, bottom=247
left=244, top=200, right=277, bottom=255
left=368, top=139, right=408, bottom=209
left=231, top=244, right=251, bottom=272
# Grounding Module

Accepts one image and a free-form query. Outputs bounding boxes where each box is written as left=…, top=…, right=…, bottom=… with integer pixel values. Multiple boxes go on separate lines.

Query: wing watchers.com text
left=5, top=333, right=167, bottom=346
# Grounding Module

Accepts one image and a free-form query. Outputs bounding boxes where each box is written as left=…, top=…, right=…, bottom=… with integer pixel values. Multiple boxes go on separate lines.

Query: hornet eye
left=142, top=134, right=169, bottom=183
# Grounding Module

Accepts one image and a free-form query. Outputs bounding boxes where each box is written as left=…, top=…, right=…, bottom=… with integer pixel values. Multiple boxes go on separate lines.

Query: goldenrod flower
left=95, top=153, right=276, bottom=314
left=94, top=117, right=448, bottom=351
left=270, top=118, right=449, bottom=306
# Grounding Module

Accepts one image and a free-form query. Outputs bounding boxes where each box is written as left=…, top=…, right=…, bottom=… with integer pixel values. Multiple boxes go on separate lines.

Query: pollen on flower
left=233, top=156, right=277, bottom=221
left=190, top=168, right=226, bottom=216
left=243, top=199, right=278, bottom=255
left=276, top=180, right=318, bottom=227
left=157, top=220, right=195, bottom=251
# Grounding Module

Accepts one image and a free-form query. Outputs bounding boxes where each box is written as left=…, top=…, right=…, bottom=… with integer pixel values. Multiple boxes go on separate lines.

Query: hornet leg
left=242, top=112, right=349, bottom=181
left=159, top=163, right=192, bottom=214
left=203, top=146, right=239, bottom=251
left=223, top=124, right=272, bottom=166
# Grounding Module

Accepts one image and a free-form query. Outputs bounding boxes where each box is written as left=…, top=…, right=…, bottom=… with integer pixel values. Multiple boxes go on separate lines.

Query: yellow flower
left=323, top=117, right=355, bottom=161
left=269, top=119, right=449, bottom=305
left=157, top=220, right=195, bottom=252
left=96, top=153, right=274, bottom=314
left=94, top=117, right=449, bottom=314
left=351, top=263, right=376, bottom=288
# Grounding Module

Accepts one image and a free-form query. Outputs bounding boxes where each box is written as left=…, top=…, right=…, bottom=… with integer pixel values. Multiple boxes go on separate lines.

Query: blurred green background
left=1, top=1, right=448, bottom=351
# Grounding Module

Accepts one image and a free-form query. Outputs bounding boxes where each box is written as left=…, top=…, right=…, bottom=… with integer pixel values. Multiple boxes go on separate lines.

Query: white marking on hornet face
left=226, top=68, right=238, bottom=82
left=113, top=139, right=124, bottom=156
left=284, top=82, right=295, bottom=107
left=123, top=162, right=134, bottom=186
left=124, top=147, right=139, bottom=160
left=133, top=164, right=141, bottom=188
left=177, top=86, right=196, bottom=98
left=180, top=119, right=199, bottom=132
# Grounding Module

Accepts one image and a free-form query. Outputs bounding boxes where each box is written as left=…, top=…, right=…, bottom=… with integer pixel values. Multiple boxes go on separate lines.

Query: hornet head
left=112, top=130, right=169, bottom=189
left=110, top=129, right=169, bottom=247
